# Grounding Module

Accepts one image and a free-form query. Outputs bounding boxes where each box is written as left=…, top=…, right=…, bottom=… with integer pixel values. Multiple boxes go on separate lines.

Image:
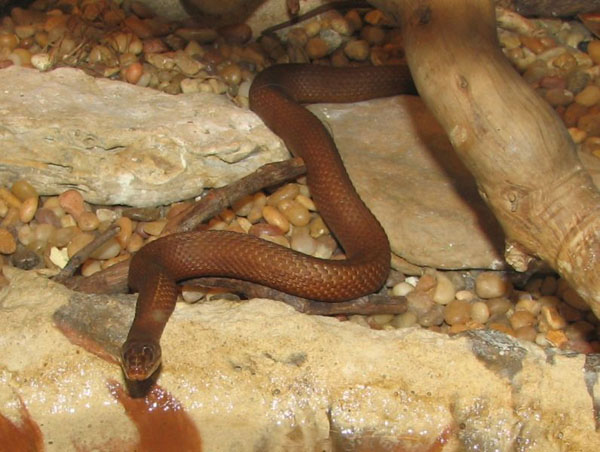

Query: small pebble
left=77, top=211, right=100, bottom=231
left=90, top=238, right=122, bottom=260
left=67, top=232, right=94, bottom=257
left=267, top=184, right=299, bottom=206
left=290, top=228, right=317, bottom=255
left=509, top=310, right=536, bottom=330
left=0, top=188, right=22, bottom=209
left=470, top=301, right=490, bottom=324
left=277, top=199, right=310, bottom=227
left=587, top=40, right=600, bottom=64
left=11, top=179, right=37, bottom=201
left=392, top=281, right=414, bottom=297
left=59, top=189, right=85, bottom=218
left=305, top=37, right=330, bottom=59
left=344, top=39, right=370, bottom=61
left=0, top=228, right=17, bottom=254
left=486, top=297, right=513, bottom=316
left=443, top=300, right=471, bottom=325
left=19, top=196, right=38, bottom=223
left=514, top=326, right=537, bottom=342
left=541, top=305, right=567, bottom=330
left=81, top=259, right=102, bottom=277
left=432, top=273, right=456, bottom=305
left=391, top=311, right=417, bottom=328
left=262, top=205, right=290, bottom=233
left=475, top=272, right=510, bottom=299
left=574, top=85, right=600, bottom=107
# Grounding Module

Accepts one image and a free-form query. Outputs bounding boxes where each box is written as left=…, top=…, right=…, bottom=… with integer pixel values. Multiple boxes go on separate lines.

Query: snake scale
left=121, top=63, right=416, bottom=380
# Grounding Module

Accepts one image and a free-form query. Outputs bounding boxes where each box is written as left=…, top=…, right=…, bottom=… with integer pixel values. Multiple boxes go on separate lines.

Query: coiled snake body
left=122, top=64, right=416, bottom=380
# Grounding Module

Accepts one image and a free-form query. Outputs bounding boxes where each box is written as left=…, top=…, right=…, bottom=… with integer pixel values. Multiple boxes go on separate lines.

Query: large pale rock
left=1, top=267, right=599, bottom=450
left=310, top=97, right=507, bottom=270
left=0, top=66, right=287, bottom=206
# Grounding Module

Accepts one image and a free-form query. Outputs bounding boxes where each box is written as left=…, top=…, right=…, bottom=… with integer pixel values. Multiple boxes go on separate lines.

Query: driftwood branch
left=165, top=157, right=306, bottom=234
left=185, top=277, right=407, bottom=315
left=62, top=158, right=306, bottom=293
left=501, top=0, right=600, bottom=17
left=53, top=224, right=120, bottom=283
left=369, top=0, right=600, bottom=317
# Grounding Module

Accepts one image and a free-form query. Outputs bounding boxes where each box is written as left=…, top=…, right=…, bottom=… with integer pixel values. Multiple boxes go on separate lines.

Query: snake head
left=121, top=340, right=162, bottom=381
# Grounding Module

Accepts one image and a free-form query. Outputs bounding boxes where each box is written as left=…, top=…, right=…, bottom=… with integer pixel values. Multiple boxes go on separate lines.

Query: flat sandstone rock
left=1, top=267, right=599, bottom=450
left=0, top=66, right=288, bottom=206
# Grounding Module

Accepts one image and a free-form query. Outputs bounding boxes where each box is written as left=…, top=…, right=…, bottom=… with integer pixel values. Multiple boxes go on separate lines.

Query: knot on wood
left=413, top=5, right=432, bottom=25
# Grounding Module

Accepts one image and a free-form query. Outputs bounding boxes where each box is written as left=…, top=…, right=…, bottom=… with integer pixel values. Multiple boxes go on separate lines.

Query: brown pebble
left=59, top=189, right=85, bottom=218
left=90, top=238, right=122, bottom=260
left=115, top=217, right=133, bottom=248
left=77, top=211, right=100, bottom=231
left=218, top=23, right=252, bottom=44
left=0, top=188, right=22, bottom=209
left=19, top=196, right=38, bottom=223
left=67, top=232, right=94, bottom=257
left=220, top=63, right=242, bottom=85
left=514, top=326, right=537, bottom=342
left=509, top=310, right=536, bottom=330
left=541, top=305, right=567, bottom=330
left=545, top=88, right=573, bottom=107
left=11, top=179, right=37, bottom=201
left=249, top=223, right=283, bottom=237
left=268, top=184, right=300, bottom=207
left=344, top=39, right=370, bottom=61
left=142, top=220, right=166, bottom=236
left=124, top=62, right=143, bottom=84
left=262, top=205, right=289, bottom=233
left=443, top=300, right=471, bottom=325
left=360, top=25, right=385, bottom=45
left=0, top=228, right=17, bottom=254
left=126, top=233, right=145, bottom=253
left=587, top=40, right=600, bottom=65
left=545, top=329, right=568, bottom=348
left=81, top=259, right=102, bottom=277
left=50, top=226, right=79, bottom=247
left=247, top=192, right=267, bottom=223
left=277, top=199, right=310, bottom=227
left=486, top=297, right=512, bottom=316
left=470, top=301, right=490, bottom=324
left=475, top=272, right=510, bottom=299
left=305, top=37, right=330, bottom=59
left=415, top=273, right=436, bottom=293
left=309, top=216, right=328, bottom=238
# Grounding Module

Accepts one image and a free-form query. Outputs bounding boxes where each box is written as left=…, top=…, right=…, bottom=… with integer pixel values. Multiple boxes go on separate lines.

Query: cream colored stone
left=0, top=267, right=598, bottom=450
left=0, top=66, right=287, bottom=207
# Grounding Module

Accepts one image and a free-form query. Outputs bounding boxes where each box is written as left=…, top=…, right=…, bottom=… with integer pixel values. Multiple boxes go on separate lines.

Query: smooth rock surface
left=309, top=97, right=507, bottom=270
left=0, top=66, right=287, bottom=206
left=1, top=267, right=599, bottom=450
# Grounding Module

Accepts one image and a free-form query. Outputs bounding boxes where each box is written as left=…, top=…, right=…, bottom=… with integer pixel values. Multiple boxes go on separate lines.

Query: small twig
left=186, top=277, right=408, bottom=315
left=165, top=157, right=306, bottom=234
left=261, top=1, right=371, bottom=36
left=53, top=224, right=120, bottom=283
left=61, top=158, right=307, bottom=292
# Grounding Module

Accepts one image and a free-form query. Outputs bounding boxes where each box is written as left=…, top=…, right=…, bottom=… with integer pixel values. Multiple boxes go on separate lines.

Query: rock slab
left=1, top=267, right=599, bottom=450
left=0, top=66, right=288, bottom=206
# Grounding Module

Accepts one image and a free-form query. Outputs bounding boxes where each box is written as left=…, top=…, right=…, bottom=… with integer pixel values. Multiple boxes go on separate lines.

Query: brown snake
left=121, top=64, right=416, bottom=380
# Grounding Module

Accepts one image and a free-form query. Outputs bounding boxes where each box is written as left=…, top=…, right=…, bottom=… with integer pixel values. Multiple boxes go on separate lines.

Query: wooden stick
left=185, top=277, right=408, bottom=315
left=503, top=0, right=600, bottom=17
left=371, top=0, right=600, bottom=316
left=53, top=224, right=120, bottom=283
left=62, top=158, right=307, bottom=293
